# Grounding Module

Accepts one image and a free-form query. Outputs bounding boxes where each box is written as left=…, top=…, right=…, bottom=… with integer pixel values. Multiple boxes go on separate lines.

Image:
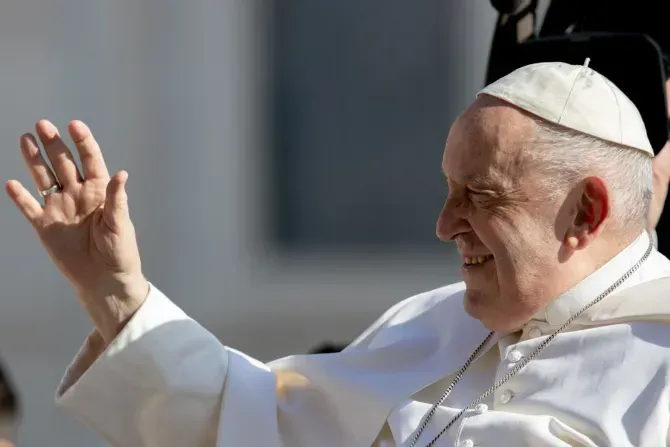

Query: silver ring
left=39, top=183, right=61, bottom=198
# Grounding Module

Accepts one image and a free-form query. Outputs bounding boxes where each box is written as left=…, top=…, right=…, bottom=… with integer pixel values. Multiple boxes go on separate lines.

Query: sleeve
left=56, top=285, right=283, bottom=447
left=345, top=296, right=414, bottom=349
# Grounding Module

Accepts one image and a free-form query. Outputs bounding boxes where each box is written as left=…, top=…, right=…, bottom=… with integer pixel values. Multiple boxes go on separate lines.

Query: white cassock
left=56, top=231, right=670, bottom=446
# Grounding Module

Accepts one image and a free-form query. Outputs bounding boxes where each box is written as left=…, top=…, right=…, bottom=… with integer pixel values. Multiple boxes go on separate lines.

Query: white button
left=474, top=403, right=488, bottom=414
left=500, top=389, right=514, bottom=404
left=528, top=327, right=543, bottom=338
left=459, top=439, right=474, bottom=447
left=506, top=350, right=523, bottom=363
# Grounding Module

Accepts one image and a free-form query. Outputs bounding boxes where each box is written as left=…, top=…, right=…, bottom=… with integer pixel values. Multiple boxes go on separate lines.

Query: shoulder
left=346, top=282, right=467, bottom=349
left=590, top=275, right=670, bottom=325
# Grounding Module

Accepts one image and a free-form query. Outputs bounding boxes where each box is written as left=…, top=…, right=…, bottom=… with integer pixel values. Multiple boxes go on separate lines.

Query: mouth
left=462, top=254, right=494, bottom=268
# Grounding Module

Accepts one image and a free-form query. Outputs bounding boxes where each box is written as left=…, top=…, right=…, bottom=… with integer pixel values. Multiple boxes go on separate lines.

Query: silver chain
left=408, top=240, right=653, bottom=447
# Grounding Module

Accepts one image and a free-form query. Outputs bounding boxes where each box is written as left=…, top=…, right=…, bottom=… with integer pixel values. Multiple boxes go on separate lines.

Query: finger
left=68, top=120, right=110, bottom=180
left=5, top=180, right=44, bottom=224
left=35, top=120, right=82, bottom=187
left=103, top=170, right=129, bottom=232
left=20, top=133, right=59, bottom=192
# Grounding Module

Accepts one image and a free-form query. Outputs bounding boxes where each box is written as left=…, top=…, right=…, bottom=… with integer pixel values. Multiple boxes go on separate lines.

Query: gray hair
left=527, top=120, right=652, bottom=232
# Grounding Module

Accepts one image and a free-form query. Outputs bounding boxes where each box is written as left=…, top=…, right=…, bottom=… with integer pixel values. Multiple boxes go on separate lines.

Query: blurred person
left=0, top=362, right=19, bottom=446
left=487, top=0, right=670, bottom=250
left=7, top=61, right=670, bottom=446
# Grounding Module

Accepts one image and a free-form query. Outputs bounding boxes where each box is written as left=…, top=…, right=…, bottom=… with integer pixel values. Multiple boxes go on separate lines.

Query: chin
left=462, top=288, right=487, bottom=319
left=462, top=288, right=511, bottom=332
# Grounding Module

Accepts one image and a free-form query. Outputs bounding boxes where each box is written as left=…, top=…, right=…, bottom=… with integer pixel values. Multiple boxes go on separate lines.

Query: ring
left=39, top=183, right=62, bottom=198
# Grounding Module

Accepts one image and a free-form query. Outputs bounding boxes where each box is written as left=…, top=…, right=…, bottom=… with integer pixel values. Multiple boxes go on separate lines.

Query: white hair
left=528, top=120, right=653, bottom=232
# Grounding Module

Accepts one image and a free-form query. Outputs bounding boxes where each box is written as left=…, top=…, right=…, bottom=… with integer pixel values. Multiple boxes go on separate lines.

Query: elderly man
left=6, top=61, right=670, bottom=446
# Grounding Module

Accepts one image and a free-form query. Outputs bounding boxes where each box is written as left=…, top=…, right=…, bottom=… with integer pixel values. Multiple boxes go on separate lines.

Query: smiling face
left=435, top=96, right=614, bottom=331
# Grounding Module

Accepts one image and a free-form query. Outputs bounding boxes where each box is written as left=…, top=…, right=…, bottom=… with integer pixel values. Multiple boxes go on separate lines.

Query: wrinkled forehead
left=443, top=96, right=535, bottom=183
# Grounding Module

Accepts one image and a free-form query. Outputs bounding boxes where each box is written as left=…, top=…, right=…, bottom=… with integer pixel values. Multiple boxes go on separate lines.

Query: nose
left=436, top=198, right=471, bottom=242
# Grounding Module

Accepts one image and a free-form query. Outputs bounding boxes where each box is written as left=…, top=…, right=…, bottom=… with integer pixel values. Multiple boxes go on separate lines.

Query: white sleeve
left=56, top=285, right=282, bottom=447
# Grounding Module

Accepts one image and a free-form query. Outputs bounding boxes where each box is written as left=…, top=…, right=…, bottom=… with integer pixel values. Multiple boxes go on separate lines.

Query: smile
left=463, top=254, right=494, bottom=266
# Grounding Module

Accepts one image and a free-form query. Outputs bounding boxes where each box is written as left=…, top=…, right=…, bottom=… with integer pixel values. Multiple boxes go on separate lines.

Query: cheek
left=469, top=212, right=515, bottom=256
left=472, top=211, right=548, bottom=272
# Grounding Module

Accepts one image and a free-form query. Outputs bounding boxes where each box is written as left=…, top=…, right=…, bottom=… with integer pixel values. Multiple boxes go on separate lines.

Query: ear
left=564, top=177, right=610, bottom=250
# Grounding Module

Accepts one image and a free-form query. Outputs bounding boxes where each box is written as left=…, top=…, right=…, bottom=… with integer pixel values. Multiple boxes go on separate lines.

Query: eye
left=466, top=188, right=499, bottom=212
left=465, top=187, right=483, bottom=199
left=467, top=185, right=498, bottom=198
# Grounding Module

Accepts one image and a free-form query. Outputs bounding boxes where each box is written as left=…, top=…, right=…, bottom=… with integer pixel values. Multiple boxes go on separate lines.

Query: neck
left=509, top=230, right=646, bottom=328
left=564, top=229, right=639, bottom=282
left=528, top=229, right=651, bottom=327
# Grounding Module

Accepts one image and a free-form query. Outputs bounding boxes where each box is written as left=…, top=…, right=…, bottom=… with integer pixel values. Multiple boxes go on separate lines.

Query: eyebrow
left=465, top=173, right=496, bottom=185
left=443, top=170, right=498, bottom=187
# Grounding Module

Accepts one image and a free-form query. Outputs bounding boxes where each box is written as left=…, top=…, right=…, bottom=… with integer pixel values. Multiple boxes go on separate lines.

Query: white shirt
left=375, top=231, right=669, bottom=446
left=56, top=231, right=670, bottom=446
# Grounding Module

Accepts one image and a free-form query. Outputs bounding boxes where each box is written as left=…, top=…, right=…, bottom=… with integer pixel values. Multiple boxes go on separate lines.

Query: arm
left=57, top=285, right=282, bottom=447
left=646, top=83, right=670, bottom=254
left=5, top=121, right=284, bottom=447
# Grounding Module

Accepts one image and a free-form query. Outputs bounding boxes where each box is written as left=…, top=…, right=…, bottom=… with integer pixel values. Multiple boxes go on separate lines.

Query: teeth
left=464, top=255, right=492, bottom=265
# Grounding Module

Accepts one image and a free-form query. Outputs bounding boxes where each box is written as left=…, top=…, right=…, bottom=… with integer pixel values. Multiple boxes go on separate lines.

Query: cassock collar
left=268, top=232, right=669, bottom=447
left=530, top=231, right=651, bottom=327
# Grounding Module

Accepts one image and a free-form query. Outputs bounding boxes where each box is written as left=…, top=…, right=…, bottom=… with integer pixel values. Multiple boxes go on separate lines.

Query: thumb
left=103, top=170, right=130, bottom=232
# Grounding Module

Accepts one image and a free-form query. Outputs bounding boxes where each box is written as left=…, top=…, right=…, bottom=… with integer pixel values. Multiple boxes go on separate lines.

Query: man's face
left=436, top=97, right=569, bottom=331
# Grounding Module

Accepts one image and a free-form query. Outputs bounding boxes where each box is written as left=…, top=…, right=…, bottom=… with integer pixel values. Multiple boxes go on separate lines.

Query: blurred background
left=0, top=1, right=491, bottom=444
left=0, top=0, right=668, bottom=445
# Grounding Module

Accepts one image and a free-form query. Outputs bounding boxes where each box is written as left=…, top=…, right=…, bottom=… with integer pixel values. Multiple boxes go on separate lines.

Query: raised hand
left=6, top=120, right=149, bottom=341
